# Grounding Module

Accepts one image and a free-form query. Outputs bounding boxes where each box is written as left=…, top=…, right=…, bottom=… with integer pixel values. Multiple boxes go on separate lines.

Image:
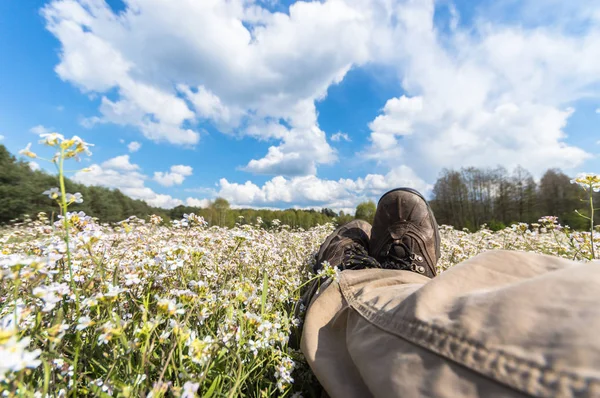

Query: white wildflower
left=180, top=381, right=200, bottom=398
left=76, top=316, right=94, bottom=331
left=42, top=188, right=61, bottom=200
left=0, top=336, right=42, bottom=381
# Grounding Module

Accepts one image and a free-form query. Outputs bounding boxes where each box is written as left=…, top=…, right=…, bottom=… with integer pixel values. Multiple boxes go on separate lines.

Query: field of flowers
left=1, top=135, right=598, bottom=396
left=2, top=212, right=598, bottom=396
left=1, top=212, right=333, bottom=397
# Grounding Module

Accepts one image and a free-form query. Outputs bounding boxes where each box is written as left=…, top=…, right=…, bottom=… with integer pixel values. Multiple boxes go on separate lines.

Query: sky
left=0, top=0, right=599, bottom=214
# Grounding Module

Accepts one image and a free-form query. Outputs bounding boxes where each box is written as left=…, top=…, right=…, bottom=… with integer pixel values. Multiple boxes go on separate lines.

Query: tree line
left=169, top=200, right=335, bottom=229
left=1, top=144, right=595, bottom=230
left=0, top=145, right=164, bottom=225
left=429, top=166, right=598, bottom=231
left=0, top=145, right=337, bottom=228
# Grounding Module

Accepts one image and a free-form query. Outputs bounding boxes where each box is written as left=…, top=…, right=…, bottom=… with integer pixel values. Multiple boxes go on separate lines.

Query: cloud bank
left=46, top=0, right=599, bottom=210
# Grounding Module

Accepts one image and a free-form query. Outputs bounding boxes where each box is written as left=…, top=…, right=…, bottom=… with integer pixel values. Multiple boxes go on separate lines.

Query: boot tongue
left=390, top=239, right=410, bottom=260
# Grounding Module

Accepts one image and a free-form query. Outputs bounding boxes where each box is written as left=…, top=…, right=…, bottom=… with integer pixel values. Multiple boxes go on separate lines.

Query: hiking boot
left=313, top=219, right=373, bottom=273
left=291, top=219, right=374, bottom=351
left=369, top=188, right=441, bottom=277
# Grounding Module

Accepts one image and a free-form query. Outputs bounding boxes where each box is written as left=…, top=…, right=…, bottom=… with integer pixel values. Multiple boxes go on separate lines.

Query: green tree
left=0, top=144, right=170, bottom=224
left=336, top=210, right=355, bottom=226
left=355, top=200, right=376, bottom=224
left=538, top=169, right=584, bottom=229
left=321, top=208, right=336, bottom=218
left=210, top=197, right=230, bottom=226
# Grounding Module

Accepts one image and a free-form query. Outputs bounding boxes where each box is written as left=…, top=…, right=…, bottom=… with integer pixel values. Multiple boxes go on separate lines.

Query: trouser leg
left=291, top=220, right=377, bottom=349
left=301, top=250, right=600, bottom=398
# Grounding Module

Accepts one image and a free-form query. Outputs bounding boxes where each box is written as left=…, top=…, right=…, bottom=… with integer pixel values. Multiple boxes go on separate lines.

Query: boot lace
left=341, top=243, right=381, bottom=270
left=381, top=240, right=427, bottom=274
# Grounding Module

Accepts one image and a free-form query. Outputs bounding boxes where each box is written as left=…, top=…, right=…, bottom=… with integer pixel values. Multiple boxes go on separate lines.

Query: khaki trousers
left=301, top=250, right=600, bottom=398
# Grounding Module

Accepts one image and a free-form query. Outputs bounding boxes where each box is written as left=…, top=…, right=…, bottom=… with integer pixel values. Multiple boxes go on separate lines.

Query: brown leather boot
left=292, top=219, right=374, bottom=351
left=313, top=219, right=373, bottom=273
left=369, top=188, right=441, bottom=277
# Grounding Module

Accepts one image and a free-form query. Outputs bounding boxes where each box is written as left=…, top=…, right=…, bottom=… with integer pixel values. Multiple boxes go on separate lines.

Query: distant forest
left=429, top=166, right=598, bottom=231
left=0, top=145, right=336, bottom=228
left=0, top=144, right=596, bottom=230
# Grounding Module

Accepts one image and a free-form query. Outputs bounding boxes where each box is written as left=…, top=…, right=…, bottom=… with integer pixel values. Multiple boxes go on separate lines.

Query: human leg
left=301, top=189, right=600, bottom=397
left=302, top=251, right=600, bottom=397
left=300, top=188, right=441, bottom=396
left=291, top=219, right=377, bottom=350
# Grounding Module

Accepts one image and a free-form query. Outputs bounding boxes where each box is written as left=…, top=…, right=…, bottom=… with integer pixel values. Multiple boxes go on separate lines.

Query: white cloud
left=185, top=197, right=212, bottom=208
left=29, top=161, right=41, bottom=171
left=184, top=186, right=217, bottom=195
left=244, top=125, right=336, bottom=175
left=70, top=157, right=433, bottom=212
left=101, top=155, right=139, bottom=171
left=0, top=135, right=4, bottom=141
left=153, top=164, right=193, bottom=187
left=331, top=132, right=351, bottom=142
left=362, top=0, right=596, bottom=178
left=42, top=0, right=381, bottom=172
left=127, top=141, right=141, bottom=153
left=217, top=165, right=430, bottom=212
left=30, top=125, right=53, bottom=135
left=42, top=0, right=598, bottom=188
left=73, top=155, right=183, bottom=209
left=146, top=194, right=183, bottom=209
left=178, top=85, right=243, bottom=130
left=82, top=90, right=199, bottom=145
left=596, top=108, right=600, bottom=114
left=171, top=165, right=193, bottom=175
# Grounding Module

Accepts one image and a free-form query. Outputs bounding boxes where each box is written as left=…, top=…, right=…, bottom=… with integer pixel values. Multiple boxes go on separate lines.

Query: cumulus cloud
left=101, top=155, right=139, bottom=171
left=153, top=165, right=193, bottom=187
left=363, top=0, right=595, bottom=178
left=0, top=135, right=4, bottom=141
left=42, top=0, right=597, bottom=192
left=41, top=0, right=381, bottom=171
left=243, top=125, right=337, bottom=175
left=30, top=125, right=53, bottom=135
left=127, top=141, right=141, bottom=153
left=185, top=197, right=212, bottom=208
left=29, top=161, right=41, bottom=171
left=145, top=194, right=183, bottom=209
left=177, top=85, right=244, bottom=130
left=73, top=155, right=183, bottom=208
left=331, top=132, right=351, bottom=142
left=217, top=165, right=430, bottom=212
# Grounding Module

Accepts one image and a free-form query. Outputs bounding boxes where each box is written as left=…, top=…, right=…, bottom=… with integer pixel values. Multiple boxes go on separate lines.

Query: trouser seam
left=339, top=276, right=599, bottom=398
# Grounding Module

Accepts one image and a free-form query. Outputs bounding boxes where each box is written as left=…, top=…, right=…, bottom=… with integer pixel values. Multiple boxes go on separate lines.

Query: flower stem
left=590, top=183, right=596, bottom=260
left=58, top=147, right=81, bottom=396
left=58, top=148, right=80, bottom=314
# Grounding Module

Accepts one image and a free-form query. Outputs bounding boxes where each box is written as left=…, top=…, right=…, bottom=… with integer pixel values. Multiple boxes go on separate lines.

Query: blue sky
left=0, top=0, right=598, bottom=212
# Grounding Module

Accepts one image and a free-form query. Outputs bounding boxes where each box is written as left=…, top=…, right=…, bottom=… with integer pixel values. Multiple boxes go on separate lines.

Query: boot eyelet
left=416, top=266, right=425, bottom=274
left=409, top=254, right=424, bottom=262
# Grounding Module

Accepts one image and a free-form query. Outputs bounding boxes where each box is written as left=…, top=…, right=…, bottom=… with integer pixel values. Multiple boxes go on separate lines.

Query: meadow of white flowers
left=1, top=135, right=598, bottom=396
left=1, top=212, right=332, bottom=396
